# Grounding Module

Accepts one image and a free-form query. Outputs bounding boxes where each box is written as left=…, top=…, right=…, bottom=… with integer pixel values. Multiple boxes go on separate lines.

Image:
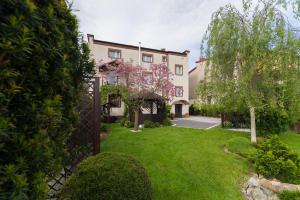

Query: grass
left=278, top=190, right=300, bottom=200
left=279, top=133, right=300, bottom=155
left=101, top=124, right=250, bottom=200
left=101, top=124, right=300, bottom=199
left=225, top=137, right=257, bottom=159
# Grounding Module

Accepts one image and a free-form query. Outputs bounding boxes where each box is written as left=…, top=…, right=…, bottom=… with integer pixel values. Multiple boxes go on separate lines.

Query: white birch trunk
left=250, top=106, right=257, bottom=143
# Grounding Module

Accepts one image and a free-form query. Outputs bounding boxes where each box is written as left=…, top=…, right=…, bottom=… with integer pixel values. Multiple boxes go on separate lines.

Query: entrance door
left=175, top=104, right=182, bottom=118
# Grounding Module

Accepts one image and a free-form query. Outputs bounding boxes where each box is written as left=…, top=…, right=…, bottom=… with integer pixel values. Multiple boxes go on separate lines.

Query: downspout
left=138, top=42, right=141, bottom=66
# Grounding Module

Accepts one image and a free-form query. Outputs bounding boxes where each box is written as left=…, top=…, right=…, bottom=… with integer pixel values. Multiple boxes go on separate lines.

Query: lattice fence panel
left=47, top=77, right=100, bottom=199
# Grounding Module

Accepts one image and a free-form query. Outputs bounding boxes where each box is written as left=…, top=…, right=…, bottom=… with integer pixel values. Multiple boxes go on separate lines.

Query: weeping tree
left=201, top=0, right=300, bottom=143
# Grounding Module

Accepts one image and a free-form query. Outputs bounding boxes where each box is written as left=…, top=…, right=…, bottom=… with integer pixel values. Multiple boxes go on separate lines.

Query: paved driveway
left=172, top=116, right=221, bottom=129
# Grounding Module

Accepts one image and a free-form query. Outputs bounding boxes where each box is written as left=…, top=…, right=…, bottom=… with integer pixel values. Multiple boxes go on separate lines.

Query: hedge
left=0, top=0, right=94, bottom=198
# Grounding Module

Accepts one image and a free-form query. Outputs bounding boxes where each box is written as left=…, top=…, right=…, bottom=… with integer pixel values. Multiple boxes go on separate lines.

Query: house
left=188, top=58, right=209, bottom=104
left=87, top=34, right=190, bottom=118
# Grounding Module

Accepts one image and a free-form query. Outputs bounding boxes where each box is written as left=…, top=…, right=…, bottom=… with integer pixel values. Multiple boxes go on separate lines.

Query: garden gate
left=47, top=77, right=101, bottom=199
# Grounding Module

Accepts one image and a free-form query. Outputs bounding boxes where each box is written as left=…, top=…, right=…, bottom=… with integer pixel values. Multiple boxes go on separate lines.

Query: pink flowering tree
left=123, top=62, right=175, bottom=131
left=99, top=60, right=175, bottom=131
left=150, top=64, right=175, bottom=99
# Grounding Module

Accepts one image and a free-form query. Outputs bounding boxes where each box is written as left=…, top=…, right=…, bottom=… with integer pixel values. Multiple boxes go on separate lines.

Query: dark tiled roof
left=88, top=34, right=190, bottom=56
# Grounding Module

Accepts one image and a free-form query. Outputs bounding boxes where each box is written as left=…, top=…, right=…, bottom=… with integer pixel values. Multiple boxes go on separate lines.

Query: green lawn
left=225, top=137, right=257, bottom=159
left=101, top=124, right=300, bottom=199
left=101, top=124, right=251, bottom=200
left=279, top=133, right=300, bottom=155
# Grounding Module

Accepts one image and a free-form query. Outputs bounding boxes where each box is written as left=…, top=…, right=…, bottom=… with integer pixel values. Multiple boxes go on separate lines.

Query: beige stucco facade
left=87, top=34, right=189, bottom=117
left=189, top=59, right=208, bottom=104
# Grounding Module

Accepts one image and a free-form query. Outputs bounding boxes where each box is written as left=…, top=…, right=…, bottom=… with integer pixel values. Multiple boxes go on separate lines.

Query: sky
left=72, top=0, right=298, bottom=69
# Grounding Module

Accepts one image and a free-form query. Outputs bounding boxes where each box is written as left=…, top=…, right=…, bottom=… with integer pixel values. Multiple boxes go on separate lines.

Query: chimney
left=161, top=48, right=166, bottom=51
left=87, top=34, right=94, bottom=43
left=196, top=57, right=208, bottom=63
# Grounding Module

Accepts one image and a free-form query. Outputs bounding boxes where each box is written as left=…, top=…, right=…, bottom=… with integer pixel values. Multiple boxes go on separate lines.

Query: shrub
left=120, top=118, right=126, bottom=126
left=170, top=113, right=175, bottom=119
left=189, top=104, right=201, bottom=116
left=100, top=124, right=107, bottom=131
left=61, top=152, right=152, bottom=200
left=189, top=103, right=220, bottom=117
left=278, top=191, right=300, bottom=200
left=144, top=120, right=156, bottom=128
left=161, top=104, right=171, bottom=119
left=0, top=0, right=94, bottom=198
left=124, top=120, right=133, bottom=128
left=163, top=118, right=172, bottom=126
left=256, top=107, right=291, bottom=136
left=154, top=122, right=161, bottom=127
left=225, top=137, right=257, bottom=160
left=255, top=136, right=300, bottom=184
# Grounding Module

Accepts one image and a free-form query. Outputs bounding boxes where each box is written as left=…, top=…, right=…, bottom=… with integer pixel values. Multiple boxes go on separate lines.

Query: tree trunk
left=250, top=107, right=257, bottom=143
left=134, top=109, right=139, bottom=131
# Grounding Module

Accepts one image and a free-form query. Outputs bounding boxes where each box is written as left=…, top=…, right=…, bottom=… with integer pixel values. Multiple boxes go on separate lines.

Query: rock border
left=243, top=174, right=300, bottom=200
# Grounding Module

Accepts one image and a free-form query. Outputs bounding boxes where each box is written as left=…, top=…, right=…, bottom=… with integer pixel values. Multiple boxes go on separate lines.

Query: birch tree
left=201, top=0, right=300, bottom=143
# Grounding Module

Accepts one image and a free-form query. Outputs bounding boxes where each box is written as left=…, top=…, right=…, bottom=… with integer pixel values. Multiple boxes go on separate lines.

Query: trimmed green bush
left=278, top=190, right=300, bottom=200
left=163, top=118, right=172, bottom=126
left=124, top=120, right=133, bottom=128
left=189, top=103, right=220, bottom=117
left=144, top=120, right=156, bottom=128
left=225, top=137, right=257, bottom=160
left=255, top=136, right=300, bottom=184
left=256, top=107, right=291, bottom=136
left=154, top=122, right=161, bottom=127
left=120, top=118, right=126, bottom=126
left=61, top=152, right=152, bottom=200
left=0, top=0, right=94, bottom=198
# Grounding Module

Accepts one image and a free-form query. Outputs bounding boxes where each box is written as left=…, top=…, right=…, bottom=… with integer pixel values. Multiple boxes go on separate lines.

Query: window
left=175, top=65, right=183, bottom=75
left=175, top=86, right=183, bottom=97
left=142, top=54, right=153, bottom=63
left=162, top=56, right=167, bottom=62
left=108, top=49, right=121, bottom=59
left=108, top=94, right=121, bottom=107
left=143, top=72, right=153, bottom=85
left=106, top=72, right=119, bottom=85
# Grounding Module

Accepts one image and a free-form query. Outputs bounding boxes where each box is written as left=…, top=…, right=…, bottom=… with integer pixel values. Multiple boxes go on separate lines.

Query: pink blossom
left=98, top=60, right=175, bottom=100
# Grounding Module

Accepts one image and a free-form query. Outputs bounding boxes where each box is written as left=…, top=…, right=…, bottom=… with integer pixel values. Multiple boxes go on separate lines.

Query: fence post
left=93, top=77, right=100, bottom=154
left=221, top=112, right=224, bottom=128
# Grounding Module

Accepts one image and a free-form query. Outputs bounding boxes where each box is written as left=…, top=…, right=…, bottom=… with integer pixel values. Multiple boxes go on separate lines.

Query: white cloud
left=72, top=0, right=243, bottom=68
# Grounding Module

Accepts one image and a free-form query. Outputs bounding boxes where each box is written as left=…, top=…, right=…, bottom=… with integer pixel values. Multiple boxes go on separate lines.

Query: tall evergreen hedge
left=0, top=0, right=94, bottom=199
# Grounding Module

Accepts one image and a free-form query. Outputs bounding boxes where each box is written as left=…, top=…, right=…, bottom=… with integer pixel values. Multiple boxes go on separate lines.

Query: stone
left=244, top=175, right=300, bottom=200
left=261, top=187, right=273, bottom=196
left=260, top=178, right=300, bottom=193
left=248, top=177, right=260, bottom=187
left=280, top=182, right=300, bottom=192
left=269, top=195, right=279, bottom=200
left=250, top=187, right=267, bottom=200
left=259, top=179, right=281, bottom=193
